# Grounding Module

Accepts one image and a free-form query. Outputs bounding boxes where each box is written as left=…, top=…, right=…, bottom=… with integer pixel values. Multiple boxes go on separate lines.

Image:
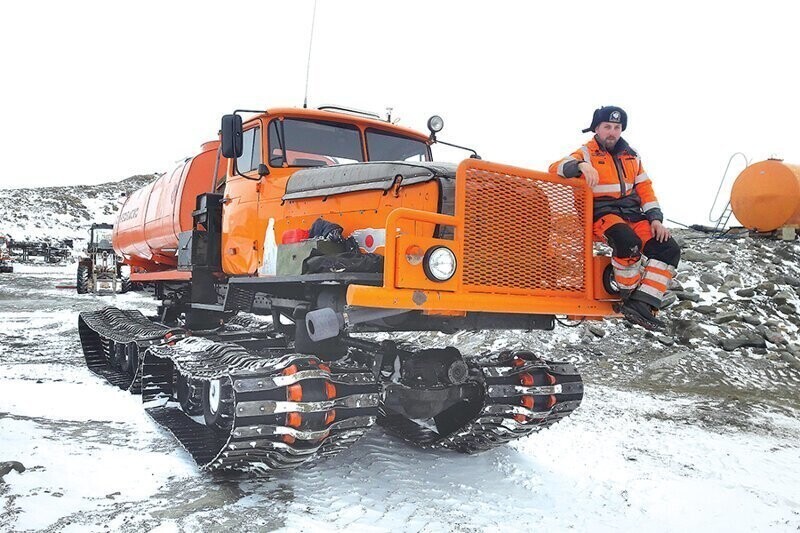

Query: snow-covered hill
left=0, top=174, right=156, bottom=243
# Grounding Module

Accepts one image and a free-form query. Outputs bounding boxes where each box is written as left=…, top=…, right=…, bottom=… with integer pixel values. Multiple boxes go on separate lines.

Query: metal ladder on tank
left=708, top=152, right=749, bottom=238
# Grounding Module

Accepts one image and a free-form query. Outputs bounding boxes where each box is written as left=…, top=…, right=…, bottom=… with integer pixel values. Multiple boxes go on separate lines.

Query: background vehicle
left=78, top=106, right=619, bottom=473
left=0, top=234, right=12, bottom=273
left=77, top=223, right=128, bottom=294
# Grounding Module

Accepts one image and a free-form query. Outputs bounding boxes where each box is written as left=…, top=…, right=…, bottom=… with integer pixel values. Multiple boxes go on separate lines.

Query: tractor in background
left=0, top=234, right=12, bottom=273
left=77, top=223, right=129, bottom=294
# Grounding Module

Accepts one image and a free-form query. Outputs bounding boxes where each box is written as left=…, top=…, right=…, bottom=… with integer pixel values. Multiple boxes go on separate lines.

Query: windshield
left=366, top=128, right=430, bottom=162
left=93, top=228, right=113, bottom=248
left=268, top=119, right=364, bottom=167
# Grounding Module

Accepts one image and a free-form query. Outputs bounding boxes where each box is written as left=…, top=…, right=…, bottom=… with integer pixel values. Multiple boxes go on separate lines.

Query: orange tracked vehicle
left=79, top=106, right=620, bottom=473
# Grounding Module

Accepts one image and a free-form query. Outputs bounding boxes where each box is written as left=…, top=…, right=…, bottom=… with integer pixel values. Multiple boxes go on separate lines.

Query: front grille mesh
left=461, top=167, right=587, bottom=295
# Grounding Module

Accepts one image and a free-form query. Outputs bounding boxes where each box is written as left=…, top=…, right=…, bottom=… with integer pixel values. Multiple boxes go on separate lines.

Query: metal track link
left=379, top=350, right=583, bottom=453
left=145, top=339, right=380, bottom=473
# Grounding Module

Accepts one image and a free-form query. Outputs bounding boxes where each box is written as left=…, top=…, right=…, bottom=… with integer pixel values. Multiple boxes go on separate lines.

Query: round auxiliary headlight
left=424, top=246, right=457, bottom=282
left=427, top=115, right=444, bottom=134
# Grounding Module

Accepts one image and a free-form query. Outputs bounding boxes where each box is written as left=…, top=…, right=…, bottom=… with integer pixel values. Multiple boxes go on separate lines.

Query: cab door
left=221, top=120, right=264, bottom=275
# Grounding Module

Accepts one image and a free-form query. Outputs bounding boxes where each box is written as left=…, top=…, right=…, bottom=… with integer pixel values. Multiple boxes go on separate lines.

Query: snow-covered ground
left=2, top=264, right=800, bottom=532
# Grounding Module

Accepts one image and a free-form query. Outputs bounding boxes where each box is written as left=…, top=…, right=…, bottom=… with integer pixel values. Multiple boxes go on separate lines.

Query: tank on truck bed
left=78, top=106, right=620, bottom=473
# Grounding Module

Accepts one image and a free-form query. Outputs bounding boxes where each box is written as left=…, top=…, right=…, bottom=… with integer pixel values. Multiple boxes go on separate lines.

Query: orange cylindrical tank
left=114, top=141, right=223, bottom=270
left=730, top=159, right=800, bottom=232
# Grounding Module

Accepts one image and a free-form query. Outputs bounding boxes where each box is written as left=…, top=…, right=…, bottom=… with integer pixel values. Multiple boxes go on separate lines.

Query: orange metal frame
left=347, top=159, right=618, bottom=318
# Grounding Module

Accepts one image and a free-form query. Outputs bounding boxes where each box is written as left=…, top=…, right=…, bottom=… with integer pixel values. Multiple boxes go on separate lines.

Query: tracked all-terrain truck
left=77, top=223, right=129, bottom=294
left=77, top=106, right=621, bottom=473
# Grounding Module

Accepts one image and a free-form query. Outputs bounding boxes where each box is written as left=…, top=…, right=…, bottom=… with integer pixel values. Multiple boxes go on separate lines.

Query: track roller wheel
left=203, top=377, right=233, bottom=430
left=120, top=344, right=139, bottom=376
left=177, top=373, right=203, bottom=416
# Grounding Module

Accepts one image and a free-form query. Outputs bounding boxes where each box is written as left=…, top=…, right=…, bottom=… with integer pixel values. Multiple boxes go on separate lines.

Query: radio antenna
left=303, top=0, right=318, bottom=109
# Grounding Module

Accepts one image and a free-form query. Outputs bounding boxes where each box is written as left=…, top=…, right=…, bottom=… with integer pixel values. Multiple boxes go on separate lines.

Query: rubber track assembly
left=379, top=350, right=583, bottom=453
left=78, top=307, right=583, bottom=472
left=78, top=307, right=379, bottom=473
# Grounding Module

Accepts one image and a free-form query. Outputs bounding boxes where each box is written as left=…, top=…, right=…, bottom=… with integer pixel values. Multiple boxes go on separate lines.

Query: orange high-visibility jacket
left=549, top=137, right=662, bottom=223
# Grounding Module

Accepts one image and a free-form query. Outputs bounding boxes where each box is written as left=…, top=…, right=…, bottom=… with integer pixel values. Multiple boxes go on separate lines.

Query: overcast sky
left=2, top=0, right=799, bottom=227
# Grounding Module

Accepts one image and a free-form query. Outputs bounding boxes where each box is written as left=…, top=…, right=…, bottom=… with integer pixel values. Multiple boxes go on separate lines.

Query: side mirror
left=221, top=114, right=243, bottom=159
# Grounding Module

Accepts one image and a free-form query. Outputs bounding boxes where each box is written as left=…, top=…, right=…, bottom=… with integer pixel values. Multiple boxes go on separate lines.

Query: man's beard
left=602, top=137, right=618, bottom=150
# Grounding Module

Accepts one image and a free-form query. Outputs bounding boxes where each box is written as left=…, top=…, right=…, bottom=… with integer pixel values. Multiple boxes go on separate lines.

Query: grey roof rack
left=317, top=105, right=384, bottom=121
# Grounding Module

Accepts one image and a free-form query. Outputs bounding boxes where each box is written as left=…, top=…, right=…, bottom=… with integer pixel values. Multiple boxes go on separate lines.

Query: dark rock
left=700, top=272, right=724, bottom=286
left=767, top=272, right=785, bottom=284
left=682, top=249, right=733, bottom=264
left=742, top=315, right=761, bottom=326
left=588, top=324, right=606, bottom=338
left=735, top=288, right=756, bottom=298
left=719, top=282, right=741, bottom=292
left=777, top=304, right=796, bottom=315
left=757, top=282, right=778, bottom=297
left=713, top=313, right=738, bottom=324
left=656, top=335, right=675, bottom=346
left=724, top=273, right=742, bottom=284
left=675, top=291, right=701, bottom=302
left=694, top=305, right=717, bottom=315
left=784, top=275, right=800, bottom=288
left=0, top=461, right=25, bottom=482
left=760, top=328, right=787, bottom=345
left=672, top=301, right=695, bottom=311
left=781, top=352, right=800, bottom=370
left=718, top=337, right=767, bottom=351
left=776, top=246, right=797, bottom=260
left=672, top=319, right=708, bottom=344
left=773, top=291, right=794, bottom=306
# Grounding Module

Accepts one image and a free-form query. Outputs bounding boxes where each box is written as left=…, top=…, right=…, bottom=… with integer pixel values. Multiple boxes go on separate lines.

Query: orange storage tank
left=114, top=141, right=224, bottom=270
left=730, top=159, right=800, bottom=232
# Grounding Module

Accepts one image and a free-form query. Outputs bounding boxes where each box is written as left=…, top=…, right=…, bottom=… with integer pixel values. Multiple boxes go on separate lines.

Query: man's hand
left=651, top=220, right=671, bottom=242
left=577, top=161, right=599, bottom=187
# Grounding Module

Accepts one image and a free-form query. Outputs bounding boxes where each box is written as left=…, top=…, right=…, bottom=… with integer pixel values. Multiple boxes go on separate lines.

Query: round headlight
left=424, top=246, right=457, bottom=282
left=427, top=115, right=444, bottom=134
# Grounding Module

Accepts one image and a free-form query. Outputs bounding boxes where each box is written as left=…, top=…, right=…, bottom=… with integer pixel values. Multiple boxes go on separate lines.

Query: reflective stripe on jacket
left=549, top=137, right=663, bottom=222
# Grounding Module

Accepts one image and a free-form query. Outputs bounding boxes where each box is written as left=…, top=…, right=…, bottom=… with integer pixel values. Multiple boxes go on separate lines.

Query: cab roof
left=244, top=107, right=431, bottom=143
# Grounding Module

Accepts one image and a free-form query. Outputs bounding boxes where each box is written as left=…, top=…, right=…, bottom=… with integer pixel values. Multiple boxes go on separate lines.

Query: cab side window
left=236, top=127, right=262, bottom=172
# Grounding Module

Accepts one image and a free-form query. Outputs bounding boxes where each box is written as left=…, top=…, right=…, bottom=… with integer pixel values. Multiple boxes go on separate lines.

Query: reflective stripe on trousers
left=634, top=259, right=676, bottom=304
left=612, top=256, right=643, bottom=291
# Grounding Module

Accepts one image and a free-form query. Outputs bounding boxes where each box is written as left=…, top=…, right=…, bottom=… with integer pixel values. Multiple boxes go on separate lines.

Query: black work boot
left=621, top=298, right=666, bottom=331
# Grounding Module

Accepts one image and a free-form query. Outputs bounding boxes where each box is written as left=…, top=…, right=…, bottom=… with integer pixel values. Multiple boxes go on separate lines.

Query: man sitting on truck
left=549, top=106, right=681, bottom=331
